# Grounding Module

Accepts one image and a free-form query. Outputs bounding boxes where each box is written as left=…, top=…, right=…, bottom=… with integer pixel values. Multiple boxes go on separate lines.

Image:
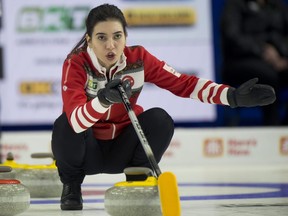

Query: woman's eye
left=98, top=35, right=106, bottom=41
left=114, top=34, right=122, bottom=39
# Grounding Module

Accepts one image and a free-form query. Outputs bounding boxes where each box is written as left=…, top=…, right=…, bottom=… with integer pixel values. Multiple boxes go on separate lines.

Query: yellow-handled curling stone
left=0, top=166, right=30, bottom=216
left=0, top=162, right=16, bottom=179
left=1, top=152, right=62, bottom=198
left=104, top=167, right=162, bottom=216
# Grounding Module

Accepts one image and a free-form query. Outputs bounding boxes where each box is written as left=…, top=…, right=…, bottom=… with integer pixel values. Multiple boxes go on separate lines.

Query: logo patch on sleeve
left=163, top=64, right=181, bottom=77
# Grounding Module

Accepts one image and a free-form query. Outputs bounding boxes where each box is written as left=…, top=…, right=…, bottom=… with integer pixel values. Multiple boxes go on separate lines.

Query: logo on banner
left=123, top=7, right=196, bottom=27
left=17, top=6, right=90, bottom=32
left=227, top=138, right=257, bottom=156
left=203, top=138, right=223, bottom=157
left=280, top=137, right=288, bottom=155
left=20, top=81, right=60, bottom=95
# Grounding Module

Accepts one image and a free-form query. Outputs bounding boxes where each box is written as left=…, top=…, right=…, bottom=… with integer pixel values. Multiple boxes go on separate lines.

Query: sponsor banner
left=1, top=127, right=288, bottom=166
left=161, top=127, right=288, bottom=166
left=0, top=0, right=215, bottom=125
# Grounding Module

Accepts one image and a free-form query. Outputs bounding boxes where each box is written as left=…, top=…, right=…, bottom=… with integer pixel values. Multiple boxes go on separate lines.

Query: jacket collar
left=87, top=46, right=127, bottom=75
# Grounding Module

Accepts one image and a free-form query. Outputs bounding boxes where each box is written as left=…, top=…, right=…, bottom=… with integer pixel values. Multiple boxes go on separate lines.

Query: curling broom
left=118, top=84, right=181, bottom=216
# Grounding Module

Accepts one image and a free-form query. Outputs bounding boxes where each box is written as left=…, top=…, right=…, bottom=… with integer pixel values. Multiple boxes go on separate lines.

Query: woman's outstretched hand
left=227, top=78, right=276, bottom=108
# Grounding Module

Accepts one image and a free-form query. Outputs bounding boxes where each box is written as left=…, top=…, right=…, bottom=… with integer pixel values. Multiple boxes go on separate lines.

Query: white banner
left=0, top=0, right=215, bottom=125
left=162, top=127, right=288, bottom=166
left=1, top=127, right=288, bottom=166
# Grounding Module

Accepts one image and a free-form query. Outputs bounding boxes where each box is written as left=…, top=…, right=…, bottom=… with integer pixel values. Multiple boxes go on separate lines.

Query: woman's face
left=86, top=20, right=126, bottom=71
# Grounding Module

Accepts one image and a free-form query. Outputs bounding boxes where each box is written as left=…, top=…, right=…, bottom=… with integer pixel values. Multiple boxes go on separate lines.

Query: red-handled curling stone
left=1, top=152, right=62, bottom=198
left=0, top=167, right=30, bottom=216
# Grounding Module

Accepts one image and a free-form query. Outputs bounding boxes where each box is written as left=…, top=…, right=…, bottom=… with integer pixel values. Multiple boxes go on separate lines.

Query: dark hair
left=70, top=4, right=127, bottom=54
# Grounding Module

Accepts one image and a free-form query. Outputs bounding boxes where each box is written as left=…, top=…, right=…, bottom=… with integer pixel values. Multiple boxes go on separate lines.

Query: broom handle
left=118, top=84, right=162, bottom=177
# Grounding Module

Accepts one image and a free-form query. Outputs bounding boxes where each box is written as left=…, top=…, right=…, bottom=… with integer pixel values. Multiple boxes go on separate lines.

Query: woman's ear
left=86, top=34, right=91, bottom=47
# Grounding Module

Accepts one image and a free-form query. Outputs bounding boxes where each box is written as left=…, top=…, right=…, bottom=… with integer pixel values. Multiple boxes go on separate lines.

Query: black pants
left=51, top=107, right=174, bottom=184
left=222, top=58, right=288, bottom=125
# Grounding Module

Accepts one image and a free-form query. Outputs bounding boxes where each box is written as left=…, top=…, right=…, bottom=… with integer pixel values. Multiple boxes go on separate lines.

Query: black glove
left=97, top=79, right=132, bottom=107
left=227, top=78, right=276, bottom=108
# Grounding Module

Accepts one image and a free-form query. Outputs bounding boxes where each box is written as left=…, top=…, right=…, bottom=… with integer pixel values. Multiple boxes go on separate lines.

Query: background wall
left=0, top=0, right=217, bottom=130
left=0, top=0, right=288, bottom=165
left=1, top=0, right=288, bottom=131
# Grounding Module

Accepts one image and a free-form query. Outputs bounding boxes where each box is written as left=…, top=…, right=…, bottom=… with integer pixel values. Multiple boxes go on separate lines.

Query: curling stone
left=0, top=166, right=16, bottom=179
left=0, top=166, right=30, bottom=216
left=104, top=167, right=162, bottom=216
left=16, top=152, right=62, bottom=198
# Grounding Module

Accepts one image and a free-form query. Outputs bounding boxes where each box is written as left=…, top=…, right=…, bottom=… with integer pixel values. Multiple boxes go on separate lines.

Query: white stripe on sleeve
left=83, top=104, right=98, bottom=122
left=220, top=88, right=229, bottom=105
left=76, top=106, right=95, bottom=128
left=70, top=108, right=85, bottom=133
left=201, top=82, right=218, bottom=103
left=91, top=97, right=110, bottom=113
left=190, top=79, right=207, bottom=99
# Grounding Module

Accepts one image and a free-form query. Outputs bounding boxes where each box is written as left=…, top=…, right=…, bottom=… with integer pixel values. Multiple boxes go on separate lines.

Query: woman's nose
left=106, top=39, right=115, bottom=50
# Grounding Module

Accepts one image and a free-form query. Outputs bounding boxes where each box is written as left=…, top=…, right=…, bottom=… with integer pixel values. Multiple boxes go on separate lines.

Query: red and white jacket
left=62, top=45, right=230, bottom=140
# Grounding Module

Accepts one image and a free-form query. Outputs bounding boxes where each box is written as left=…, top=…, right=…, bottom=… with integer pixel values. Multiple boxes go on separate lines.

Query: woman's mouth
left=106, top=52, right=116, bottom=61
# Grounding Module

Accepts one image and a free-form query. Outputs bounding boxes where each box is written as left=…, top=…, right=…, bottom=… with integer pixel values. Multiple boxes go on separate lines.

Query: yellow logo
left=123, top=7, right=196, bottom=27
left=20, top=81, right=58, bottom=95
